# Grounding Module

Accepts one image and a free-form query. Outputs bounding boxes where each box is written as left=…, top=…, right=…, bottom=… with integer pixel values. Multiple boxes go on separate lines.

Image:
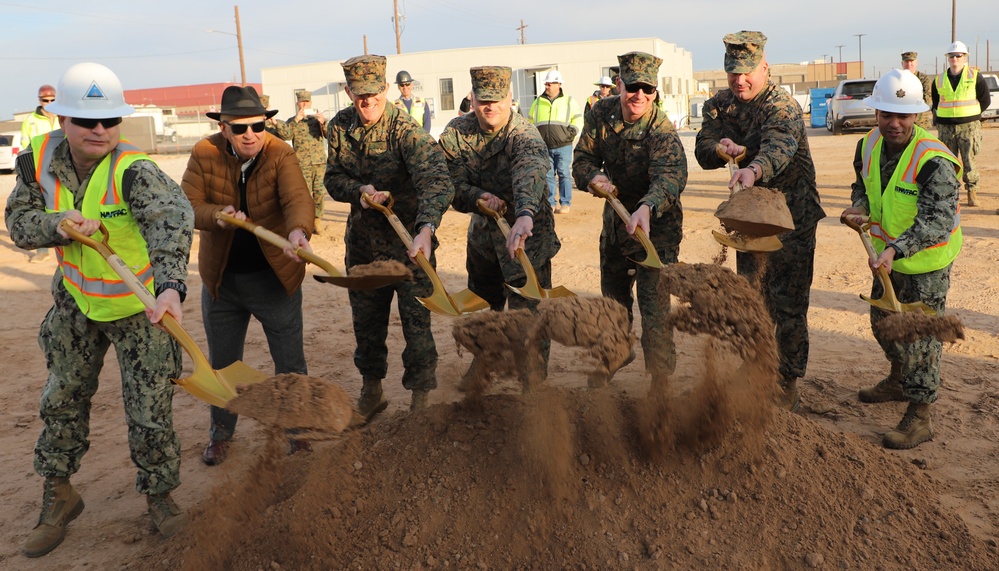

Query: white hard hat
left=544, top=70, right=563, bottom=84
left=45, top=62, right=135, bottom=119
left=595, top=76, right=614, bottom=87
left=946, top=41, right=969, bottom=55
left=863, top=69, right=930, bottom=114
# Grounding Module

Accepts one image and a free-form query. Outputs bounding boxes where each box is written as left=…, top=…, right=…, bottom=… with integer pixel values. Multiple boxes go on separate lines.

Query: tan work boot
left=146, top=493, right=187, bottom=537
left=314, top=218, right=323, bottom=235
left=410, top=389, right=429, bottom=411
left=775, top=378, right=800, bottom=413
left=24, top=477, right=85, bottom=558
left=357, top=378, right=388, bottom=422
left=967, top=188, right=978, bottom=207
left=858, top=363, right=906, bottom=403
left=883, top=402, right=933, bottom=449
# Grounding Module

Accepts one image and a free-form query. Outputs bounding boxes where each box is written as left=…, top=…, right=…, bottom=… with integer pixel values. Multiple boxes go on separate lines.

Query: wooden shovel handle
left=716, top=144, right=747, bottom=195
left=214, top=211, right=343, bottom=277
left=361, top=191, right=440, bottom=284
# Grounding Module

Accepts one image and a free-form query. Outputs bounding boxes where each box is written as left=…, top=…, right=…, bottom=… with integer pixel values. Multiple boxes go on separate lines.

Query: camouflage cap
left=617, top=52, right=662, bottom=86
left=342, top=55, right=387, bottom=96
left=723, top=31, right=767, bottom=73
left=470, top=66, right=512, bottom=102
left=901, top=51, right=918, bottom=61
left=296, top=91, right=312, bottom=102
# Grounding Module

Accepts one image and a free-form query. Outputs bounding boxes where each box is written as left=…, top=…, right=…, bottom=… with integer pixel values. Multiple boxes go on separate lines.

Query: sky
left=1, top=0, right=995, bottom=120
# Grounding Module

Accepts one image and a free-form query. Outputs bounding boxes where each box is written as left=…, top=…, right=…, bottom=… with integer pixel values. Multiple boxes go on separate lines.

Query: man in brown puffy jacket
left=181, top=86, right=315, bottom=465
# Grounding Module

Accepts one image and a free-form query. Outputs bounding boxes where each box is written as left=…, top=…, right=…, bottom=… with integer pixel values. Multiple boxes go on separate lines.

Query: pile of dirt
left=347, top=260, right=412, bottom=279
left=226, top=373, right=358, bottom=437
left=876, top=312, right=965, bottom=344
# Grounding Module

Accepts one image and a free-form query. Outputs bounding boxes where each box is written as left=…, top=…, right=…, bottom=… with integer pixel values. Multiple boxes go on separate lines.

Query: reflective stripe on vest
left=935, top=67, right=981, bottom=118
left=530, top=94, right=578, bottom=128
left=394, top=97, right=425, bottom=127
left=35, top=131, right=155, bottom=321
left=861, top=125, right=963, bottom=274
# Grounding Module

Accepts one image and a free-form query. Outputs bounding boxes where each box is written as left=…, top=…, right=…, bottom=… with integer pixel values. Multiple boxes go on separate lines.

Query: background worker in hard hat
left=900, top=52, right=933, bottom=129
left=20, top=84, right=60, bottom=263
left=182, top=85, right=315, bottom=466
left=931, top=40, right=990, bottom=208
left=585, top=76, right=614, bottom=114
left=842, top=69, right=963, bottom=450
left=326, top=55, right=455, bottom=418
left=394, top=70, right=432, bottom=133
left=4, top=62, right=194, bottom=555
left=573, top=51, right=686, bottom=386
left=440, top=65, right=559, bottom=354
left=529, top=70, right=583, bottom=213
left=694, top=31, right=825, bottom=412
left=273, top=90, right=327, bottom=232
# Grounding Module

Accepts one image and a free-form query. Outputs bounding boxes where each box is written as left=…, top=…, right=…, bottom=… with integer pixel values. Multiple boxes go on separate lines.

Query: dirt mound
left=876, top=312, right=965, bottom=344
left=347, top=260, right=412, bottom=279
left=226, top=373, right=357, bottom=436
left=166, top=390, right=997, bottom=570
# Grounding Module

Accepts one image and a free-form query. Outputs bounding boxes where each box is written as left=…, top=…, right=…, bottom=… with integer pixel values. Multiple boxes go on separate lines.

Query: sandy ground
left=1, top=124, right=997, bottom=569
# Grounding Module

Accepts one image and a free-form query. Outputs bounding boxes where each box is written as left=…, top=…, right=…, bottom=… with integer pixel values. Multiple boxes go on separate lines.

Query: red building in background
left=124, top=82, right=263, bottom=117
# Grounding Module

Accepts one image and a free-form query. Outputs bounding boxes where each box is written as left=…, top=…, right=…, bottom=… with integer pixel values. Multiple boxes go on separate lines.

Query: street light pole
left=835, top=44, right=845, bottom=63
left=854, top=34, right=866, bottom=77
left=207, top=5, right=247, bottom=86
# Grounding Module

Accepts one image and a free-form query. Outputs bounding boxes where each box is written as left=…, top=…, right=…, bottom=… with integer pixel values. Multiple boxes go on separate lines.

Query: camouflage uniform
left=5, top=138, right=194, bottom=495
left=274, top=92, right=328, bottom=219
left=850, top=136, right=961, bottom=402
left=572, top=51, right=686, bottom=378
left=913, top=70, right=935, bottom=130
left=695, top=32, right=826, bottom=385
left=326, top=56, right=454, bottom=391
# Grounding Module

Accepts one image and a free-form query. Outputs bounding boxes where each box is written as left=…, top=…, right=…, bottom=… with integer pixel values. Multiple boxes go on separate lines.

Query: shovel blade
left=451, top=288, right=490, bottom=313
left=313, top=273, right=407, bottom=290
left=175, top=360, right=269, bottom=408
left=860, top=293, right=938, bottom=315
left=712, top=229, right=783, bottom=253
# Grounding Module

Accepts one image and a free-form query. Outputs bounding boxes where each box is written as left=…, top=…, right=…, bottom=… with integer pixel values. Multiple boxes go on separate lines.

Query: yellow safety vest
left=935, top=66, right=981, bottom=119
left=861, top=125, right=963, bottom=274
left=21, top=111, right=58, bottom=150
left=35, top=131, right=155, bottom=321
left=394, top=97, right=426, bottom=127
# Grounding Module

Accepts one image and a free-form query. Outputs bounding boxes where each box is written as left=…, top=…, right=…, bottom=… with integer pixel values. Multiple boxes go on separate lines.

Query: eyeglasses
left=399, top=83, right=412, bottom=87
left=224, top=121, right=266, bottom=135
left=947, top=54, right=965, bottom=59
left=40, top=98, right=56, bottom=103
left=70, top=117, right=123, bottom=129
left=625, top=83, right=656, bottom=95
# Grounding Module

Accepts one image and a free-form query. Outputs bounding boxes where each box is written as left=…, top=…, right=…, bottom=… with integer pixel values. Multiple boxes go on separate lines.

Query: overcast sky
left=2, top=0, right=995, bottom=119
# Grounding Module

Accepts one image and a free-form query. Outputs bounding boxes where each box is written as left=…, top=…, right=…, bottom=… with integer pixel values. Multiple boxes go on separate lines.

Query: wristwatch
left=156, top=281, right=187, bottom=303
left=420, top=223, right=436, bottom=235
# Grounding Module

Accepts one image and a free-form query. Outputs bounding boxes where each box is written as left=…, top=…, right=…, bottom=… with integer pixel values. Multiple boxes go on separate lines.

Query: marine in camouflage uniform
left=274, top=91, right=328, bottom=224
left=695, top=32, right=826, bottom=409
left=902, top=52, right=935, bottom=129
left=573, top=51, right=687, bottom=381
left=326, top=54, right=454, bottom=415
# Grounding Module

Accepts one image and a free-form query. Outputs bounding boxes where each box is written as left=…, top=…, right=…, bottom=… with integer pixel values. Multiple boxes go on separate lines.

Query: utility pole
left=234, top=5, right=246, bottom=86
left=393, top=0, right=402, bottom=54
left=364, top=35, right=368, bottom=55
left=835, top=44, right=845, bottom=63
left=951, top=0, right=956, bottom=42
left=854, top=33, right=866, bottom=77
left=517, top=19, right=528, bottom=45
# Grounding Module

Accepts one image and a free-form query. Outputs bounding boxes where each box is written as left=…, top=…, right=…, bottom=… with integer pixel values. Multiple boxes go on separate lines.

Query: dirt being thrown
left=347, top=259, right=412, bottom=279
left=875, top=312, right=965, bottom=344
left=225, top=373, right=358, bottom=436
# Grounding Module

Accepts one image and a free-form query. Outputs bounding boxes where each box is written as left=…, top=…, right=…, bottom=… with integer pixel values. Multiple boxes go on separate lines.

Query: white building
left=262, top=37, right=694, bottom=139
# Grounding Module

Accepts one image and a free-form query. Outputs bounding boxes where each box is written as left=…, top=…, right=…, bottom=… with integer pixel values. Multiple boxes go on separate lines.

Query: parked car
left=0, top=131, right=22, bottom=173
left=981, top=73, right=999, bottom=121
left=826, top=79, right=877, bottom=135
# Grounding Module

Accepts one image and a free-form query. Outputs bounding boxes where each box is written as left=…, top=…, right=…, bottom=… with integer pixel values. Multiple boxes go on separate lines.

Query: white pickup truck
left=982, top=73, right=999, bottom=121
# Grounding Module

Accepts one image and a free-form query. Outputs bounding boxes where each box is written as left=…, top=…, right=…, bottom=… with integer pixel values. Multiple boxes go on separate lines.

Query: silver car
left=826, top=79, right=877, bottom=135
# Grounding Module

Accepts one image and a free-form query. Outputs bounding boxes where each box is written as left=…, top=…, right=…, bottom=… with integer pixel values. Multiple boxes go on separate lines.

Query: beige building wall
left=262, top=37, right=693, bottom=138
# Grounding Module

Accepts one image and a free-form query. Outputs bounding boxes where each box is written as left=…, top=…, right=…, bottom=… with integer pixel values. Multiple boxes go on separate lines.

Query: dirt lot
left=1, top=124, right=997, bottom=569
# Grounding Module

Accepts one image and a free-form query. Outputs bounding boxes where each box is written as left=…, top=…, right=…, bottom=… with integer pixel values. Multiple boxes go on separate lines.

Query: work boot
left=858, top=363, right=906, bottom=403
left=357, top=378, right=388, bottom=422
left=967, top=188, right=978, bottom=207
left=23, top=477, right=85, bottom=558
left=775, top=378, right=800, bottom=413
left=146, top=493, right=187, bottom=537
left=314, top=218, right=323, bottom=235
left=883, top=402, right=933, bottom=450
left=410, top=389, right=429, bottom=411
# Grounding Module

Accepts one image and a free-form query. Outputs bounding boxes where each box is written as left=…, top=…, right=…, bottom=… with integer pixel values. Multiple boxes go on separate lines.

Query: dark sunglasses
left=40, top=98, right=56, bottom=103
left=399, top=82, right=412, bottom=87
left=224, top=121, right=266, bottom=135
left=70, top=117, right=123, bottom=129
left=625, top=83, right=656, bottom=95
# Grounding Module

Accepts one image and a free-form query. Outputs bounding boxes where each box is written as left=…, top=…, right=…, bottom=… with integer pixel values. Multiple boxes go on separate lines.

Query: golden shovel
left=587, top=182, right=663, bottom=269
left=362, top=192, right=488, bottom=316
left=711, top=145, right=788, bottom=253
left=840, top=215, right=936, bottom=315
left=476, top=198, right=575, bottom=300
left=60, top=220, right=265, bottom=407
left=215, top=211, right=406, bottom=290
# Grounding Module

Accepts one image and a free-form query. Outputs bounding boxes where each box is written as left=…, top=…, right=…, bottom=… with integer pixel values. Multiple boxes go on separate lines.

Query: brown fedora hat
left=206, top=85, right=279, bottom=120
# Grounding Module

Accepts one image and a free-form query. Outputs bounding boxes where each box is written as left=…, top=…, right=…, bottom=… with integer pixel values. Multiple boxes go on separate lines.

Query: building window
left=440, top=78, right=454, bottom=111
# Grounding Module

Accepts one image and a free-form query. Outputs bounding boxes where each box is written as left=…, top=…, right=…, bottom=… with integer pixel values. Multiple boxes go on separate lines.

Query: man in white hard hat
left=529, top=69, right=583, bottom=213
left=930, top=40, right=991, bottom=208
left=5, top=62, right=194, bottom=556
left=585, top=76, right=614, bottom=114
left=842, top=69, right=963, bottom=450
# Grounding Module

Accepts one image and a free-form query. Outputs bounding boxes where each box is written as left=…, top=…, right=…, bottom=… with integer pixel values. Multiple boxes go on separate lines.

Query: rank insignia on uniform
left=896, top=89, right=906, bottom=98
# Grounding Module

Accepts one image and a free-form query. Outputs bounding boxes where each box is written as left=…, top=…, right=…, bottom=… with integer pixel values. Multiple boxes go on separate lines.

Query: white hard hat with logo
left=863, top=69, right=930, bottom=114
left=594, top=76, right=614, bottom=87
left=946, top=41, right=969, bottom=55
left=45, top=62, right=135, bottom=119
left=544, top=70, right=563, bottom=84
